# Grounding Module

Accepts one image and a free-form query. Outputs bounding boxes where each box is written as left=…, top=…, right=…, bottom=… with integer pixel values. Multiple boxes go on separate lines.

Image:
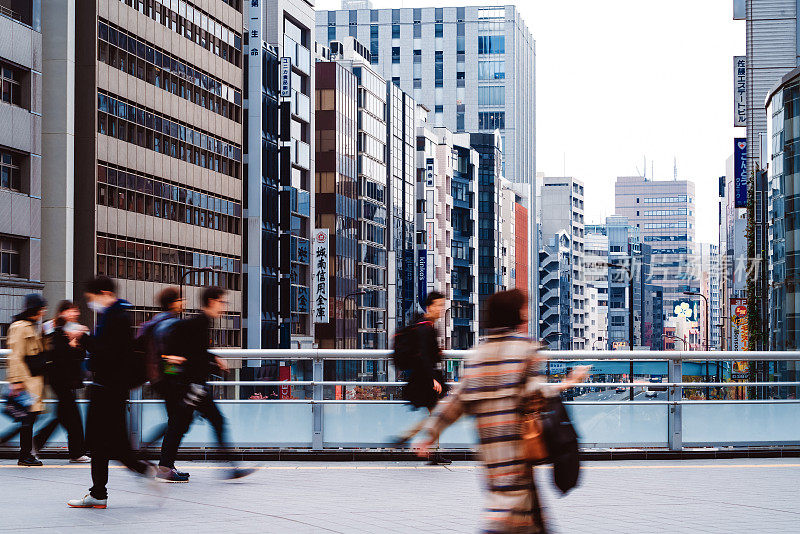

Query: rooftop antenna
left=673, top=156, right=678, bottom=181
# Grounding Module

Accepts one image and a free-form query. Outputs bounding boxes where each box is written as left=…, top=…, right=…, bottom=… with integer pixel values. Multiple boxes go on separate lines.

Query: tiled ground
left=1, top=458, right=799, bottom=533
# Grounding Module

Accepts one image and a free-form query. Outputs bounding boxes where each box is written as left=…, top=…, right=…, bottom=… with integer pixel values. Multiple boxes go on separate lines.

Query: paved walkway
left=1, top=458, right=799, bottom=533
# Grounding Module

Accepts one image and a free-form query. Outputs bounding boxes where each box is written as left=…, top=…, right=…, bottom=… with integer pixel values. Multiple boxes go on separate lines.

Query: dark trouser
left=19, top=412, right=38, bottom=460
left=159, top=384, right=230, bottom=469
left=141, top=380, right=182, bottom=450
left=86, top=385, right=151, bottom=500
left=34, top=385, right=85, bottom=459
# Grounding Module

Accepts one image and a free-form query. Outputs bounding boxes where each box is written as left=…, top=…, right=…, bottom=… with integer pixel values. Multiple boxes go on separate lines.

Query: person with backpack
left=136, top=287, right=191, bottom=483
left=67, top=276, right=156, bottom=509
left=31, top=300, right=90, bottom=463
left=2, top=294, right=48, bottom=466
left=157, top=286, right=253, bottom=480
left=392, top=291, right=450, bottom=464
left=414, top=289, right=589, bottom=534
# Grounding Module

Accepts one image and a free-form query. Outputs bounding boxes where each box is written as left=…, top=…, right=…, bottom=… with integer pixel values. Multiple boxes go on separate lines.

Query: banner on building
left=730, top=298, right=748, bottom=351
left=425, top=159, right=434, bottom=187
left=280, top=57, right=292, bottom=98
left=312, top=229, right=329, bottom=323
left=426, top=222, right=434, bottom=252
left=734, top=138, right=747, bottom=208
left=417, top=250, right=427, bottom=307
left=733, top=56, right=746, bottom=126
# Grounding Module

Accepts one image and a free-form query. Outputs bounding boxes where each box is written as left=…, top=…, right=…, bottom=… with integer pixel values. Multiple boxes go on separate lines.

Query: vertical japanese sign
left=734, top=138, right=747, bottom=208
left=418, top=250, right=427, bottom=307
left=733, top=56, right=746, bottom=127
left=730, top=298, right=748, bottom=351
left=426, top=222, right=434, bottom=252
left=312, top=229, right=329, bottom=323
left=280, top=56, right=292, bottom=98
left=425, top=159, right=434, bottom=187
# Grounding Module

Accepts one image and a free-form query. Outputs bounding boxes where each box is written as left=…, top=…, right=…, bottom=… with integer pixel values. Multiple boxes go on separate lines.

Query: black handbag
left=24, top=352, right=50, bottom=377
left=540, top=394, right=580, bottom=494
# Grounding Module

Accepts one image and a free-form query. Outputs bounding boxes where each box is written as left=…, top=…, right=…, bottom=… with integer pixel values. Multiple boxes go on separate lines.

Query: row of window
left=477, top=35, right=505, bottom=54
left=98, top=92, right=241, bottom=178
left=0, top=149, right=21, bottom=192
left=96, top=234, right=241, bottom=290
left=98, top=21, right=241, bottom=123
left=643, top=222, right=688, bottom=229
left=0, top=61, right=22, bottom=107
left=642, top=195, right=689, bottom=203
left=96, top=163, right=241, bottom=235
left=117, top=0, right=242, bottom=67
left=478, top=86, right=505, bottom=106
left=643, top=209, right=687, bottom=216
left=478, top=111, right=505, bottom=130
left=643, top=234, right=689, bottom=242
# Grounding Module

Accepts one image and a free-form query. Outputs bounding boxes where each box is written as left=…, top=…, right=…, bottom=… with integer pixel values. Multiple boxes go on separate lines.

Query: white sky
left=315, top=0, right=745, bottom=243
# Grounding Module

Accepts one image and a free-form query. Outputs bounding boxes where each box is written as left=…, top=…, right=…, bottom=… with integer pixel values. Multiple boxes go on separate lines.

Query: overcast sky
left=316, top=0, right=744, bottom=243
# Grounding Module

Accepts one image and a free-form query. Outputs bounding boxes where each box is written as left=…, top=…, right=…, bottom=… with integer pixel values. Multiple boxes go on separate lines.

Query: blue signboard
left=734, top=138, right=747, bottom=208
left=417, top=250, right=427, bottom=308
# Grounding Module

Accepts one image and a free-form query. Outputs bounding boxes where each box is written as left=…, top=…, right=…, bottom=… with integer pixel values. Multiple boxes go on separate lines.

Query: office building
left=73, top=0, right=244, bottom=347
left=586, top=286, right=602, bottom=350
left=451, top=135, right=479, bottom=349
left=0, top=4, right=42, bottom=343
left=615, top=176, right=698, bottom=319
left=499, top=177, right=516, bottom=291
left=539, top=176, right=586, bottom=349
left=538, top=230, right=571, bottom=350
left=585, top=230, right=609, bottom=348
left=699, top=242, right=721, bottom=350
left=317, top=4, right=537, bottom=331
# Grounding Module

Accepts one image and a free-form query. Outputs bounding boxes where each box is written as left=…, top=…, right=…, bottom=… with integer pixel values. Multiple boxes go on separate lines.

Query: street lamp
left=684, top=290, right=710, bottom=398
left=343, top=291, right=366, bottom=348
left=663, top=334, right=686, bottom=350
left=179, top=266, right=218, bottom=316
left=599, top=261, right=634, bottom=400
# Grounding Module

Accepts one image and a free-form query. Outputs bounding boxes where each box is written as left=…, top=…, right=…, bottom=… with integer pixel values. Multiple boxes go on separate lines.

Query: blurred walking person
left=68, top=276, right=155, bottom=509
left=392, top=291, right=450, bottom=464
left=137, top=287, right=189, bottom=482
left=158, top=286, right=253, bottom=480
left=2, top=294, right=47, bottom=466
left=416, top=290, right=589, bottom=533
left=33, top=301, right=90, bottom=463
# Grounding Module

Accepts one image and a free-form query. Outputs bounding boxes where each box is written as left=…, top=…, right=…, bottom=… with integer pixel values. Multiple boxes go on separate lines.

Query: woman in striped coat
left=417, top=290, right=589, bottom=534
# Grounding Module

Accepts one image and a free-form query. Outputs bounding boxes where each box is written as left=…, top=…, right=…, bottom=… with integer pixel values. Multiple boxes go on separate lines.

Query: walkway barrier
left=1, top=349, right=799, bottom=452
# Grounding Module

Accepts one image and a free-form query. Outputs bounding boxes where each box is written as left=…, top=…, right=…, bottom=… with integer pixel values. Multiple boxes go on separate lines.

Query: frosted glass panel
left=683, top=403, right=800, bottom=444
left=567, top=403, right=668, bottom=446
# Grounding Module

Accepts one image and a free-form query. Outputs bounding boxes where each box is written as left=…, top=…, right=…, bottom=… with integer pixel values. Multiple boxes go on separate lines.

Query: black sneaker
left=426, top=454, right=452, bottom=466
left=155, top=466, right=190, bottom=483
left=18, top=456, right=43, bottom=467
left=175, top=468, right=190, bottom=478
left=225, top=467, right=256, bottom=480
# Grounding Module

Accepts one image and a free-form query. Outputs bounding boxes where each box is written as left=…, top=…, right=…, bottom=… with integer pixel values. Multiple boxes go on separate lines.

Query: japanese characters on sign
left=734, top=138, right=747, bottom=208
left=730, top=298, right=748, bottom=351
left=312, top=229, right=330, bottom=323
left=281, top=57, right=292, bottom=98
left=425, top=159, right=434, bottom=187
left=426, top=222, right=434, bottom=252
left=733, top=56, right=746, bottom=127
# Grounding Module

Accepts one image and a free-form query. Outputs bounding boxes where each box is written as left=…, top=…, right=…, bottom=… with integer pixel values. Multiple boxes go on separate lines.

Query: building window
left=413, top=49, right=421, bottom=63
left=0, top=237, right=21, bottom=277
left=478, top=111, right=504, bottom=130
left=391, top=76, right=400, bottom=86
left=327, top=25, right=336, bottom=44
left=435, top=23, right=443, bottom=38
left=392, top=46, right=400, bottom=64
left=478, top=35, right=505, bottom=54
left=392, top=24, right=400, bottom=38
left=0, top=62, right=22, bottom=107
left=478, top=60, right=505, bottom=80
left=435, top=51, right=443, bottom=87
left=0, top=149, right=21, bottom=192
left=478, top=86, right=505, bottom=106
left=413, top=78, right=422, bottom=88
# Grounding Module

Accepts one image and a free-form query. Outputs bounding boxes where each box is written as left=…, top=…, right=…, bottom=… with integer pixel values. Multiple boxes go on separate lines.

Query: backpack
left=135, top=314, right=178, bottom=384
left=391, top=320, right=429, bottom=372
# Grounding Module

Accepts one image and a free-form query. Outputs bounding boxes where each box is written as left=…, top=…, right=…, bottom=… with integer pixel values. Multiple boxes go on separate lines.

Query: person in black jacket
left=67, top=276, right=155, bottom=510
left=394, top=291, right=451, bottom=465
left=158, top=286, right=253, bottom=480
left=33, top=301, right=90, bottom=462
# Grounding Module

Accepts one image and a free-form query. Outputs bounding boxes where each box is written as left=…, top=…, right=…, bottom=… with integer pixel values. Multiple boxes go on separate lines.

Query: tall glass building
left=317, top=5, right=537, bottom=331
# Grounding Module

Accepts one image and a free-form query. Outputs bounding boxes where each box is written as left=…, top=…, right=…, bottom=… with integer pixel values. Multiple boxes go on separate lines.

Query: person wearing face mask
left=67, top=276, right=155, bottom=510
left=2, top=294, right=48, bottom=466
left=32, top=301, right=90, bottom=463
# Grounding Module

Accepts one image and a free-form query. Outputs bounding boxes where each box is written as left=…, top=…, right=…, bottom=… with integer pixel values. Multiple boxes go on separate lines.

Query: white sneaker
left=67, top=494, right=107, bottom=509
left=69, top=456, right=91, bottom=464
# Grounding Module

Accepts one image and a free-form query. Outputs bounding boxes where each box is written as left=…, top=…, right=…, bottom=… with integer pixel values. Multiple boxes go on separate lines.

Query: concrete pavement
left=1, top=458, right=799, bottom=533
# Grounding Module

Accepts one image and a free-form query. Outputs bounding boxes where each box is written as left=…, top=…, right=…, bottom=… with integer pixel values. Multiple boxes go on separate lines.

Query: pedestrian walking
left=392, top=291, right=451, bottom=465
left=415, top=289, right=589, bottom=533
left=67, top=276, right=155, bottom=509
left=158, top=286, right=253, bottom=481
left=137, top=287, right=190, bottom=482
left=33, top=300, right=90, bottom=463
left=2, top=294, right=48, bottom=466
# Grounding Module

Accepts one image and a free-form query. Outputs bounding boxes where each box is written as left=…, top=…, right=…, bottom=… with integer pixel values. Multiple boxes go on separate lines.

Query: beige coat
left=6, top=320, right=45, bottom=413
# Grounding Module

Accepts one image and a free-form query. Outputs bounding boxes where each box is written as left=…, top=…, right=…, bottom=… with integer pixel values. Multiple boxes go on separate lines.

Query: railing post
left=668, top=357, right=682, bottom=451
left=129, top=387, right=142, bottom=450
left=312, top=356, right=323, bottom=450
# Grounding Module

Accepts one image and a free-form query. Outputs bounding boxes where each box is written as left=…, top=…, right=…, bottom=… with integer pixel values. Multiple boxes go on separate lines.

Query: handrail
left=2, top=348, right=800, bottom=361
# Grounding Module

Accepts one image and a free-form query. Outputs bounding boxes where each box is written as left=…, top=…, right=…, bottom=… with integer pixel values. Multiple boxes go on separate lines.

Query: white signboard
left=312, top=229, right=330, bottom=323
left=281, top=56, right=292, bottom=98
left=734, top=56, right=746, bottom=127
left=425, top=160, right=434, bottom=187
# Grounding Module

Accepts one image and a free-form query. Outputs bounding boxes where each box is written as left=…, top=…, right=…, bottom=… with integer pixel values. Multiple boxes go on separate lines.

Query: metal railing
left=1, top=349, right=799, bottom=452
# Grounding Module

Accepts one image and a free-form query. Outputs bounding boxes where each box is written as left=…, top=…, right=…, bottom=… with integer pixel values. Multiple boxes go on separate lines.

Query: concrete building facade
left=0, top=4, right=43, bottom=343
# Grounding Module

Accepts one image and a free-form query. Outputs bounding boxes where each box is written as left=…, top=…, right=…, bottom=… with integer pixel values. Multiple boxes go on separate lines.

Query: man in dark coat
left=68, top=276, right=155, bottom=509
left=395, top=291, right=451, bottom=464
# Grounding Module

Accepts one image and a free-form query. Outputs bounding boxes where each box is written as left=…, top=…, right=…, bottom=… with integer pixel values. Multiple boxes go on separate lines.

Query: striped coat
left=423, top=332, right=554, bottom=534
